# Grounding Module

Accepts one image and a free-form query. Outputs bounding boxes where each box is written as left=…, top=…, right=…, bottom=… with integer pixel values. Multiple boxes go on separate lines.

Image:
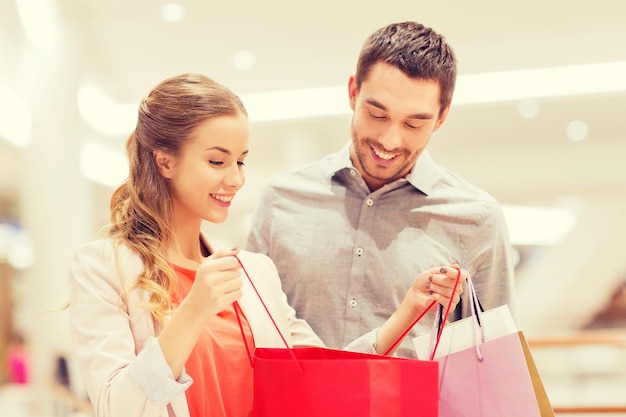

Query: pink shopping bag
left=437, top=331, right=542, bottom=416
left=413, top=274, right=551, bottom=416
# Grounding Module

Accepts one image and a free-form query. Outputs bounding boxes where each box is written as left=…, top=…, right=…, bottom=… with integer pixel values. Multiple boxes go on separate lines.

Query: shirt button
left=350, top=169, right=357, bottom=176
left=356, top=248, right=363, bottom=256
left=366, top=198, right=374, bottom=207
left=350, top=298, right=357, bottom=308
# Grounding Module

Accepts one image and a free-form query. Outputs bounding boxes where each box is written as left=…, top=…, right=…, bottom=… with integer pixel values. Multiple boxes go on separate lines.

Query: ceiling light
left=502, top=205, right=577, bottom=246
left=454, top=60, right=626, bottom=105
left=77, top=83, right=137, bottom=136
left=15, top=0, right=61, bottom=49
left=232, top=50, right=255, bottom=71
left=241, top=86, right=347, bottom=122
left=0, top=87, right=32, bottom=148
left=161, top=3, right=185, bottom=22
left=80, top=142, right=128, bottom=187
left=566, top=120, right=589, bottom=142
left=517, top=99, right=539, bottom=119
left=243, top=60, right=626, bottom=121
left=78, top=60, right=626, bottom=129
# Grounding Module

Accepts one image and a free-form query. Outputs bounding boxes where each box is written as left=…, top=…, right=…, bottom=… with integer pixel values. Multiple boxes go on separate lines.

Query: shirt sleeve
left=461, top=200, right=518, bottom=323
left=69, top=240, right=190, bottom=417
left=343, top=329, right=379, bottom=355
left=128, top=338, right=192, bottom=405
left=245, top=183, right=273, bottom=255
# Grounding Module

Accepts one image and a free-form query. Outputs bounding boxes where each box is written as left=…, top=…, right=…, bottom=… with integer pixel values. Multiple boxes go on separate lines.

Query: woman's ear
left=153, top=150, right=174, bottom=178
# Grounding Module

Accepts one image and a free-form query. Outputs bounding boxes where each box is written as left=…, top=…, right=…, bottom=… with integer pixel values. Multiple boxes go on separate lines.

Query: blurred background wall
left=1, top=0, right=625, bottom=415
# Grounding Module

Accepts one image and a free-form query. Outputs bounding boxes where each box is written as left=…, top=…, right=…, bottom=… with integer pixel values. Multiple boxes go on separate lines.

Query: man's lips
left=370, top=145, right=398, bottom=166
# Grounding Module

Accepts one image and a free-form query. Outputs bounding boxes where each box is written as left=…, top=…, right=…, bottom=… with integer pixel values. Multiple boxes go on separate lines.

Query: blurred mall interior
left=1, top=0, right=626, bottom=416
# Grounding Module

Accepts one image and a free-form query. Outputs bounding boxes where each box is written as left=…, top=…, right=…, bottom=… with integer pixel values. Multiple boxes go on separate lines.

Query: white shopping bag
left=412, top=304, right=517, bottom=360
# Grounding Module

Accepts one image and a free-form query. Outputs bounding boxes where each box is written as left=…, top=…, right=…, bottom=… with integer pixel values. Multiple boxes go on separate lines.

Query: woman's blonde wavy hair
left=107, top=73, right=246, bottom=324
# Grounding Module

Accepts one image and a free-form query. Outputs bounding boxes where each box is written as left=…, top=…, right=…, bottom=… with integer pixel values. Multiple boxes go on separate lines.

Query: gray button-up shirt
left=246, top=143, right=516, bottom=358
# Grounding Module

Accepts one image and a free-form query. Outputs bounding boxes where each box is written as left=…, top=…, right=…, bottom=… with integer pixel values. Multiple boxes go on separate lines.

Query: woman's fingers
left=188, top=248, right=244, bottom=317
left=425, top=266, right=467, bottom=308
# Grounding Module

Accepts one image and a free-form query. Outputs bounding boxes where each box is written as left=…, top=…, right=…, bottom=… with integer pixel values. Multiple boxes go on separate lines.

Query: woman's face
left=157, top=112, right=249, bottom=224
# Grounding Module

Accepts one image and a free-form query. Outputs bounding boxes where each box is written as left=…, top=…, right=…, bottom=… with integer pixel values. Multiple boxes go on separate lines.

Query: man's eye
left=368, top=110, right=386, bottom=120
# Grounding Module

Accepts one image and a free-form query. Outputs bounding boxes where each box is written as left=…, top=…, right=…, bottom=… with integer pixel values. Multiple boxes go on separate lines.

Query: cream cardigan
left=69, top=238, right=376, bottom=417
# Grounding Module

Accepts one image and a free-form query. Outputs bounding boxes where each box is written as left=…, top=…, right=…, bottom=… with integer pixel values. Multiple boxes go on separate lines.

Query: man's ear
left=433, top=105, right=451, bottom=132
left=153, top=150, right=174, bottom=178
left=348, top=75, right=358, bottom=111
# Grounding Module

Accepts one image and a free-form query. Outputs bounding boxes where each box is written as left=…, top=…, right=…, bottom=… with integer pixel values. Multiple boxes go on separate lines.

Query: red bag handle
left=428, top=266, right=463, bottom=360
left=233, top=255, right=303, bottom=371
left=235, top=255, right=460, bottom=362
left=382, top=266, right=463, bottom=357
left=426, top=271, right=485, bottom=361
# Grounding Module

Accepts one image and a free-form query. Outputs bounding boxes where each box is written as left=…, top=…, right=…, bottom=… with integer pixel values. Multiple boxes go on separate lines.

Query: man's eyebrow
left=364, top=98, right=434, bottom=120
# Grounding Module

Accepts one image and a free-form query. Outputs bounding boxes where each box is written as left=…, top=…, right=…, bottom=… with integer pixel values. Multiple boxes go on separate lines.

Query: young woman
left=68, top=73, right=465, bottom=417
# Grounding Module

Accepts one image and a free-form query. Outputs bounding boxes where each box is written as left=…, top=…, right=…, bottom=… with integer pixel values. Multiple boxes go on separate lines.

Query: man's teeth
left=374, top=148, right=396, bottom=160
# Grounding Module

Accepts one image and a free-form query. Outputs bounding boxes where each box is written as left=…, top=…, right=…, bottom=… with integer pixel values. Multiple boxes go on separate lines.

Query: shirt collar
left=406, top=150, right=437, bottom=196
left=326, top=141, right=438, bottom=196
left=324, top=141, right=354, bottom=176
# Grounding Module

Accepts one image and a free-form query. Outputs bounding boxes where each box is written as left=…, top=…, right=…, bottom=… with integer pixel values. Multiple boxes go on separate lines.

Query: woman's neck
left=166, top=219, right=206, bottom=268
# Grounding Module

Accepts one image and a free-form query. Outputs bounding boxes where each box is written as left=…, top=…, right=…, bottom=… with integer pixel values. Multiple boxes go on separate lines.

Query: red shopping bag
left=252, top=346, right=438, bottom=417
left=234, top=256, right=447, bottom=417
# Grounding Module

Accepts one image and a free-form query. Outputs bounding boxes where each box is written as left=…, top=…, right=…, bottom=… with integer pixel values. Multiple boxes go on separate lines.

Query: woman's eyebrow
left=205, top=146, right=231, bottom=154
left=205, top=147, right=249, bottom=157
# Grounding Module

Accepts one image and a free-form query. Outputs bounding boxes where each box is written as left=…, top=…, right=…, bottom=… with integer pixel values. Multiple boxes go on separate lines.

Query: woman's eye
left=237, top=161, right=246, bottom=167
left=209, top=160, right=224, bottom=166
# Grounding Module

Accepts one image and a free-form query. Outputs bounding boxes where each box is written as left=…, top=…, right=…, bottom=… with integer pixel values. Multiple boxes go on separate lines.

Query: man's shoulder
left=434, top=165, right=499, bottom=205
left=265, top=152, right=337, bottom=190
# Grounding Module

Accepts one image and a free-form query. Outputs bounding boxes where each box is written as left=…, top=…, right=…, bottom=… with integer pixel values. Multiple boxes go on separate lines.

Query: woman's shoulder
left=73, top=238, right=139, bottom=263
left=232, top=249, right=273, bottom=268
left=70, top=238, right=144, bottom=285
left=228, top=249, right=279, bottom=282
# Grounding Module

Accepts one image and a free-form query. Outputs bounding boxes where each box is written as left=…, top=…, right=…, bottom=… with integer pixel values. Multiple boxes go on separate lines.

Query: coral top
left=171, top=264, right=255, bottom=417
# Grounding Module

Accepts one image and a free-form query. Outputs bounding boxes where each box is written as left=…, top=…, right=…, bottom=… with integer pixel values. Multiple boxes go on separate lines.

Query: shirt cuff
left=344, top=328, right=379, bottom=355
left=128, top=338, right=192, bottom=406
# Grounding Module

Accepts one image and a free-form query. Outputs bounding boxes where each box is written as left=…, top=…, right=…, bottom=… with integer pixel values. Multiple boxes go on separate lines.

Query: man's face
left=348, top=62, right=449, bottom=191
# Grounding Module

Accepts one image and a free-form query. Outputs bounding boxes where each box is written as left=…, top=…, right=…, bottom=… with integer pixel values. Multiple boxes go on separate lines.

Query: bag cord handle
left=383, top=266, right=463, bottom=357
left=234, top=255, right=463, bottom=363
left=382, top=300, right=437, bottom=356
left=234, top=301, right=254, bottom=368
left=426, top=270, right=486, bottom=361
left=233, top=255, right=303, bottom=371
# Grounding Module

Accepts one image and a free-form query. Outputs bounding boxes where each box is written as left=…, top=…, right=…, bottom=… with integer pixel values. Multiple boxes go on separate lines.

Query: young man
left=246, top=21, right=517, bottom=357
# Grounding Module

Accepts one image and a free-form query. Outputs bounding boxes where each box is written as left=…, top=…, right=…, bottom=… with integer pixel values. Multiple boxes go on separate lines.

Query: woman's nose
left=225, top=165, right=244, bottom=189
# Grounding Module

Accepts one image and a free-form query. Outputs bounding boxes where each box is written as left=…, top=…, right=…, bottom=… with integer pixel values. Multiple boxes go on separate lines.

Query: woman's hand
left=404, top=264, right=467, bottom=316
left=375, top=264, right=467, bottom=355
left=159, top=248, right=243, bottom=377
left=185, top=247, right=243, bottom=319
